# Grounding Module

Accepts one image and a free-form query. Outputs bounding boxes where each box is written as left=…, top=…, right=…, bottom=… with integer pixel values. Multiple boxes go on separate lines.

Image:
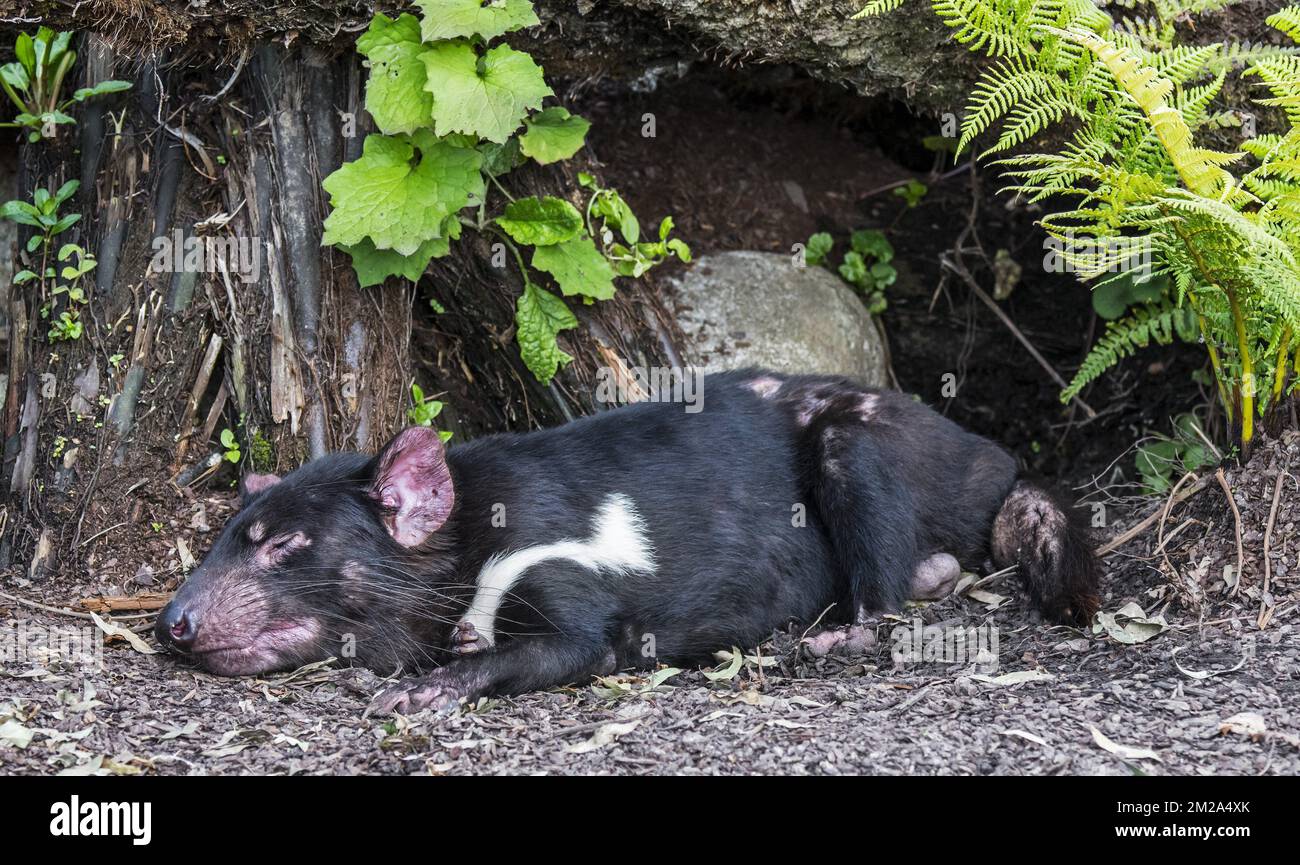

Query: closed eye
left=266, top=532, right=309, bottom=555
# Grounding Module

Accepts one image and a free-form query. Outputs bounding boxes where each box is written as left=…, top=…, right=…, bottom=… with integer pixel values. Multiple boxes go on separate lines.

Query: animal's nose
left=155, top=603, right=198, bottom=652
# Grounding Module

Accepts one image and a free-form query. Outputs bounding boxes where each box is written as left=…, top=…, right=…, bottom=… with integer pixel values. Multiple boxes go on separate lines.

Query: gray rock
left=671, top=251, right=888, bottom=386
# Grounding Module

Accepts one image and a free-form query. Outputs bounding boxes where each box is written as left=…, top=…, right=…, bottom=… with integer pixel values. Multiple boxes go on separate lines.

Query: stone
left=671, top=250, right=888, bottom=385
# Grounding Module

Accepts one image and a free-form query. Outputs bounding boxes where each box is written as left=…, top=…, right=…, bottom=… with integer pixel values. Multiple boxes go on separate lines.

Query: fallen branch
left=78, top=593, right=174, bottom=614
left=0, top=589, right=152, bottom=622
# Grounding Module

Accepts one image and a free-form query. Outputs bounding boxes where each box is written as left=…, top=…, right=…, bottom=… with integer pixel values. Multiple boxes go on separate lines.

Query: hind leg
left=810, top=424, right=918, bottom=616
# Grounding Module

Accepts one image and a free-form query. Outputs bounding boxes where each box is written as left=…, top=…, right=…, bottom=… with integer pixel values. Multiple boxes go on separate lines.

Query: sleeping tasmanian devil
left=155, top=370, right=1099, bottom=714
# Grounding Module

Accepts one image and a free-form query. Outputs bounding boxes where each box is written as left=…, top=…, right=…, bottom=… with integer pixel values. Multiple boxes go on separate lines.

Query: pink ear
left=369, top=427, right=455, bottom=547
left=240, top=472, right=281, bottom=504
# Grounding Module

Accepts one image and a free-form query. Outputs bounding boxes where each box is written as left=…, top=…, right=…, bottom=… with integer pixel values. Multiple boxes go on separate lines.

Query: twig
left=1259, top=470, right=1285, bottom=629
left=77, top=520, right=128, bottom=548
left=1156, top=471, right=1197, bottom=575
left=1215, top=468, right=1246, bottom=597
left=0, top=589, right=155, bottom=621
left=942, top=256, right=1097, bottom=418
left=1096, top=474, right=1213, bottom=556
left=858, top=162, right=971, bottom=202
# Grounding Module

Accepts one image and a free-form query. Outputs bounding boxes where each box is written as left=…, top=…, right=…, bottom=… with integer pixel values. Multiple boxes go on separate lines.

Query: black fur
left=156, top=369, right=1099, bottom=711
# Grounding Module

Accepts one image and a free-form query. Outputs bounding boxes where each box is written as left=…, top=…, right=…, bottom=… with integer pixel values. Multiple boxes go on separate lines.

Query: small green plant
left=220, top=429, right=241, bottom=464
left=579, top=173, right=692, bottom=277
left=893, top=179, right=928, bottom=208
left=406, top=382, right=454, bottom=443
left=2, top=180, right=80, bottom=253
left=321, top=0, right=690, bottom=385
left=249, top=430, right=273, bottom=469
left=807, top=229, right=897, bottom=314
left=0, top=28, right=131, bottom=143
left=1135, top=414, right=1218, bottom=495
left=31, top=243, right=96, bottom=342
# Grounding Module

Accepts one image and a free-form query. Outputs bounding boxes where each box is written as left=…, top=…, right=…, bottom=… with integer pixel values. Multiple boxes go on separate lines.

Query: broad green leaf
left=421, top=42, right=552, bottom=144
left=519, top=107, right=590, bottom=164
left=14, top=32, right=35, bottom=75
left=838, top=250, right=867, bottom=287
left=356, top=14, right=433, bottom=135
left=50, top=213, right=80, bottom=235
left=1, top=62, right=29, bottom=92
left=531, top=236, right=617, bottom=300
left=47, top=31, right=72, bottom=70
left=850, top=229, right=892, bottom=263
left=495, top=196, right=583, bottom=246
left=70, top=80, right=132, bottom=102
left=416, top=0, right=540, bottom=42
left=52, top=179, right=79, bottom=206
left=515, top=281, right=577, bottom=384
left=322, top=131, right=483, bottom=256
left=479, top=137, right=525, bottom=177
left=343, top=218, right=461, bottom=287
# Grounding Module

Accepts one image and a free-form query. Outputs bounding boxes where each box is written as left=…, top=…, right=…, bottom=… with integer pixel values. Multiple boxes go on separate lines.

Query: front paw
left=451, top=620, right=482, bottom=655
left=367, top=670, right=464, bottom=717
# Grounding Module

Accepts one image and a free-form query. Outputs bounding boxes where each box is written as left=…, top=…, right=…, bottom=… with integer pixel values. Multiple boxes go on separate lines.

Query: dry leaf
left=89, top=612, right=158, bottom=655
left=1219, top=712, right=1266, bottom=741
left=565, top=720, right=641, bottom=754
left=1093, top=602, right=1168, bottom=644
left=971, top=669, right=1054, bottom=687
left=1090, top=725, right=1162, bottom=762
left=1000, top=728, right=1049, bottom=747
left=0, top=718, right=35, bottom=749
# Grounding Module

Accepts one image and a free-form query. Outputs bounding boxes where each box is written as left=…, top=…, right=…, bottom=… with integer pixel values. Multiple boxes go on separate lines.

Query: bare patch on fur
left=745, top=376, right=783, bottom=399
left=856, top=393, right=880, bottom=423
left=797, top=396, right=830, bottom=426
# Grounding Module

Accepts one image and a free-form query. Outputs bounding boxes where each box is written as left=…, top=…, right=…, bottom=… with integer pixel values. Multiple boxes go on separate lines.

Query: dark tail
left=990, top=479, right=1100, bottom=624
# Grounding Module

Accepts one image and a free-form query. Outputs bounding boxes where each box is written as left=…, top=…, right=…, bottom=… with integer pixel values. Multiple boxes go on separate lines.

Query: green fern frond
left=854, top=0, right=908, bottom=17
left=959, top=59, right=1064, bottom=152
left=1058, top=28, right=1239, bottom=195
left=1063, top=300, right=1181, bottom=400
left=1267, top=5, right=1300, bottom=43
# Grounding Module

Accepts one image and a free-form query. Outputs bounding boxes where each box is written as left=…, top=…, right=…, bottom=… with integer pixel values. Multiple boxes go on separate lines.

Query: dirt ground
left=2, top=71, right=1297, bottom=776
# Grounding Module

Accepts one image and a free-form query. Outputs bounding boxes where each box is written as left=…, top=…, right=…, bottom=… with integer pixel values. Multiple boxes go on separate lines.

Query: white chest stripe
left=464, top=493, right=656, bottom=646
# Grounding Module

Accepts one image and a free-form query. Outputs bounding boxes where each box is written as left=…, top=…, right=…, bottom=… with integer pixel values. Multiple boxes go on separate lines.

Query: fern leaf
left=853, top=0, right=908, bottom=18
left=1063, top=301, right=1180, bottom=400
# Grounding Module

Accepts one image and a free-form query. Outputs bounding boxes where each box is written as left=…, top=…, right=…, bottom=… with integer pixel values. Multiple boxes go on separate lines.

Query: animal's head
left=154, top=428, right=456, bottom=676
